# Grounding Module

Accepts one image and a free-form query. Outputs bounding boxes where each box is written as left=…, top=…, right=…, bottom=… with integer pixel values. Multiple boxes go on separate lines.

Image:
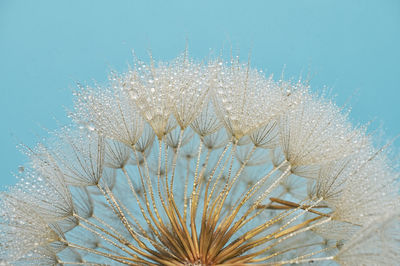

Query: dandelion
left=1, top=52, right=399, bottom=265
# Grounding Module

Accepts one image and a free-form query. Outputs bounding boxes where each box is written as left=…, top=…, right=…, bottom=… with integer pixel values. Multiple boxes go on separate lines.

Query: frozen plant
left=1, top=51, right=399, bottom=265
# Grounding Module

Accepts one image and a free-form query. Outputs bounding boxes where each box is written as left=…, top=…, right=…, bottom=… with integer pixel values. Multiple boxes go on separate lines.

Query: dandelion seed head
left=1, top=52, right=399, bottom=265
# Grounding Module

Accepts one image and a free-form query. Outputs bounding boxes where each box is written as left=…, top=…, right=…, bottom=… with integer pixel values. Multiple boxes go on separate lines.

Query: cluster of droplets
left=1, top=52, right=399, bottom=266
left=212, top=59, right=282, bottom=139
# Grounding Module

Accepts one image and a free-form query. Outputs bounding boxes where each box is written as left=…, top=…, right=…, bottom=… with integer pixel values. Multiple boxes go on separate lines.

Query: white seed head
left=1, top=52, right=399, bottom=265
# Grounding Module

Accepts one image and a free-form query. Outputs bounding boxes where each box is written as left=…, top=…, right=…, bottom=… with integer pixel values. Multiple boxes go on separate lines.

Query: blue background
left=1, top=0, right=399, bottom=188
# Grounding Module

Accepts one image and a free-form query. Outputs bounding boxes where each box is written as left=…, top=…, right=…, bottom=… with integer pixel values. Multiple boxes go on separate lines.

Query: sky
left=0, top=0, right=399, bottom=187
